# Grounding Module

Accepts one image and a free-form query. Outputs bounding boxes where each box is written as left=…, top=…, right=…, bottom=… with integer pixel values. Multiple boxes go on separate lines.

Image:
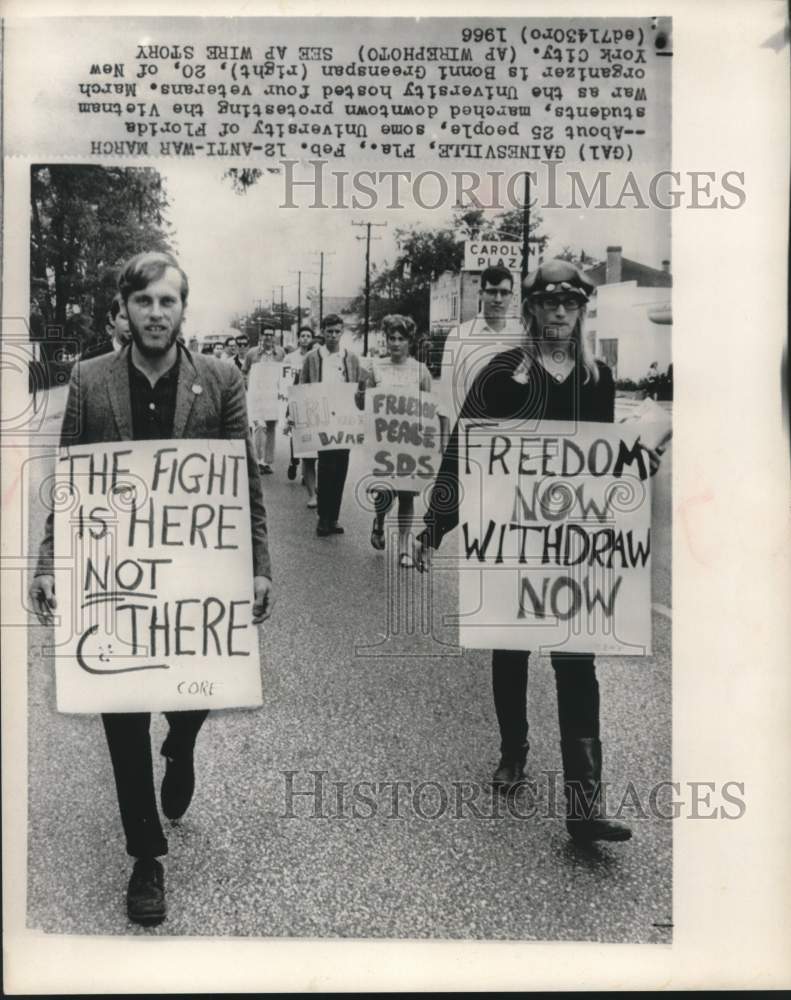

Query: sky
left=7, top=12, right=673, bottom=337
left=162, top=159, right=672, bottom=337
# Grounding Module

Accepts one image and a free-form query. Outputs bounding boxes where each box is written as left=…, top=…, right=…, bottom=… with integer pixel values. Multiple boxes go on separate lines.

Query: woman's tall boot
left=491, top=650, right=530, bottom=792
left=553, top=654, right=631, bottom=842
left=559, top=736, right=632, bottom=842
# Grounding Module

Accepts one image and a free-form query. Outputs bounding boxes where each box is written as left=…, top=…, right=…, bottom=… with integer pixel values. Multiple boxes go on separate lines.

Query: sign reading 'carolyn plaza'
left=52, top=439, right=263, bottom=713
left=455, top=420, right=653, bottom=655
left=463, top=239, right=537, bottom=273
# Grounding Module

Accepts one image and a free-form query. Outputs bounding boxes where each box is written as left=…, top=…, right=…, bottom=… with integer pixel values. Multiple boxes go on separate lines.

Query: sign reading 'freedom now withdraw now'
left=455, top=420, right=653, bottom=655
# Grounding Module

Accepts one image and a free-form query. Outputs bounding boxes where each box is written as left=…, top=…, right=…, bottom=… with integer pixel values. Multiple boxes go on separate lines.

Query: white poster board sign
left=287, top=382, right=365, bottom=456
left=279, top=352, right=303, bottom=417
left=53, top=440, right=263, bottom=713
left=456, top=420, right=652, bottom=655
left=365, top=388, right=442, bottom=488
left=247, top=357, right=282, bottom=423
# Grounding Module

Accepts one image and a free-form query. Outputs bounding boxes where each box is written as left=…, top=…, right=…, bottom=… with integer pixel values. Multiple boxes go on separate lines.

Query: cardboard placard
left=247, top=357, right=282, bottom=423
left=456, top=420, right=652, bottom=655
left=365, top=388, right=442, bottom=488
left=287, top=382, right=365, bottom=456
left=53, top=440, right=263, bottom=713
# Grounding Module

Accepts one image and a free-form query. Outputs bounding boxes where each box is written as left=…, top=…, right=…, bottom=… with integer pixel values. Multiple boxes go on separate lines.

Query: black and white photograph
left=2, top=1, right=789, bottom=993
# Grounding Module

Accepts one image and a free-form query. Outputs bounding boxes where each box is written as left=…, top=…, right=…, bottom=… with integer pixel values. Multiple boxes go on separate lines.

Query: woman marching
left=368, top=314, right=433, bottom=568
left=414, top=260, right=662, bottom=843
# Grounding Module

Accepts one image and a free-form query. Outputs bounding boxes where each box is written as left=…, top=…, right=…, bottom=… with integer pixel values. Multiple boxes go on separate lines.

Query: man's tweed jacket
left=35, top=344, right=272, bottom=580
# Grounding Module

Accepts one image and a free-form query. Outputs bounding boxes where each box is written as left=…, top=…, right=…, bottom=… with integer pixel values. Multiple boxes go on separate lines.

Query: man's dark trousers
left=102, top=709, right=208, bottom=857
left=317, top=448, right=350, bottom=523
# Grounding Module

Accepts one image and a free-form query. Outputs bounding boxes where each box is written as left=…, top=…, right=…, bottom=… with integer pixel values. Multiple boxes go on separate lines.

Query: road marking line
left=652, top=602, right=673, bottom=620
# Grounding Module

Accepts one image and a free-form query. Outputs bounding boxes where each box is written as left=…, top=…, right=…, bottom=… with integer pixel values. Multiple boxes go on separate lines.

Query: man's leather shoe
left=127, top=858, right=166, bottom=925
left=161, top=748, right=195, bottom=821
left=316, top=519, right=332, bottom=537
left=330, top=522, right=345, bottom=534
left=492, top=742, right=529, bottom=793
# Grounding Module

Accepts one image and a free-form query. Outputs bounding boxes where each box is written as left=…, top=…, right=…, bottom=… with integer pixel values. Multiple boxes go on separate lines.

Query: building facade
left=429, top=270, right=483, bottom=337
left=584, top=247, right=672, bottom=383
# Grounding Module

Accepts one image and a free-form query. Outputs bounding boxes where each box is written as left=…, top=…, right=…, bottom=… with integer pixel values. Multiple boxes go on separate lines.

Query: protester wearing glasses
left=244, top=328, right=286, bottom=474
left=222, top=335, right=244, bottom=371
left=415, top=259, right=663, bottom=844
left=437, top=265, right=525, bottom=448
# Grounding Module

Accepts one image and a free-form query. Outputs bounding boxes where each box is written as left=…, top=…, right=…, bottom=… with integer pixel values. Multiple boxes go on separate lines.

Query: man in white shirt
left=299, top=314, right=366, bottom=536
left=244, top=327, right=286, bottom=473
left=437, top=264, right=526, bottom=440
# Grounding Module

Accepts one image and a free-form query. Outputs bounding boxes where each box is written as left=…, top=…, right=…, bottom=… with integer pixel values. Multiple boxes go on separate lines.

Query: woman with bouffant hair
left=367, top=314, right=432, bottom=568
left=415, top=260, right=663, bottom=843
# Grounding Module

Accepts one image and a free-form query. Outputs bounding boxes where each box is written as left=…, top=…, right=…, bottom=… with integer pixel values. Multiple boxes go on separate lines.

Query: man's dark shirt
left=128, top=351, right=180, bottom=440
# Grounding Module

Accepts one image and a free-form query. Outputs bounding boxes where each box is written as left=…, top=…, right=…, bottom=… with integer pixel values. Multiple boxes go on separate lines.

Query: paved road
left=26, top=388, right=672, bottom=941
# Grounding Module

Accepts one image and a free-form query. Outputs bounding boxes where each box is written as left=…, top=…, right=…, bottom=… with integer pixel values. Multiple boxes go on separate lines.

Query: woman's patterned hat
left=523, top=259, right=595, bottom=301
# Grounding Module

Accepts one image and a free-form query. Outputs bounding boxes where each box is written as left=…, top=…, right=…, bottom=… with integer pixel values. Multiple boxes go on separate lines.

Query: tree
left=222, top=167, right=281, bottom=195
left=350, top=223, right=464, bottom=331
left=452, top=207, right=488, bottom=239
left=232, top=301, right=302, bottom=345
left=555, top=246, right=603, bottom=269
left=30, top=165, right=173, bottom=358
left=223, top=168, right=264, bottom=194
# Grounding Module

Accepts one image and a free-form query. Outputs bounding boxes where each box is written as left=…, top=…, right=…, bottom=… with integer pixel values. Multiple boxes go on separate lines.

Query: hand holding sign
left=413, top=537, right=432, bottom=574
left=618, top=398, right=672, bottom=477
left=29, top=573, right=57, bottom=626
left=252, top=575, right=275, bottom=624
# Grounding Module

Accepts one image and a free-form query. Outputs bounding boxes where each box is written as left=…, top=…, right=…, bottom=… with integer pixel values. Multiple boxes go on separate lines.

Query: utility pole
left=255, top=298, right=263, bottom=345
left=489, top=174, right=541, bottom=306
left=521, top=171, right=531, bottom=301
left=318, top=254, right=324, bottom=329
left=279, top=284, right=284, bottom=339
left=352, top=220, right=387, bottom=355
left=310, top=251, right=335, bottom=330
left=289, top=269, right=318, bottom=332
